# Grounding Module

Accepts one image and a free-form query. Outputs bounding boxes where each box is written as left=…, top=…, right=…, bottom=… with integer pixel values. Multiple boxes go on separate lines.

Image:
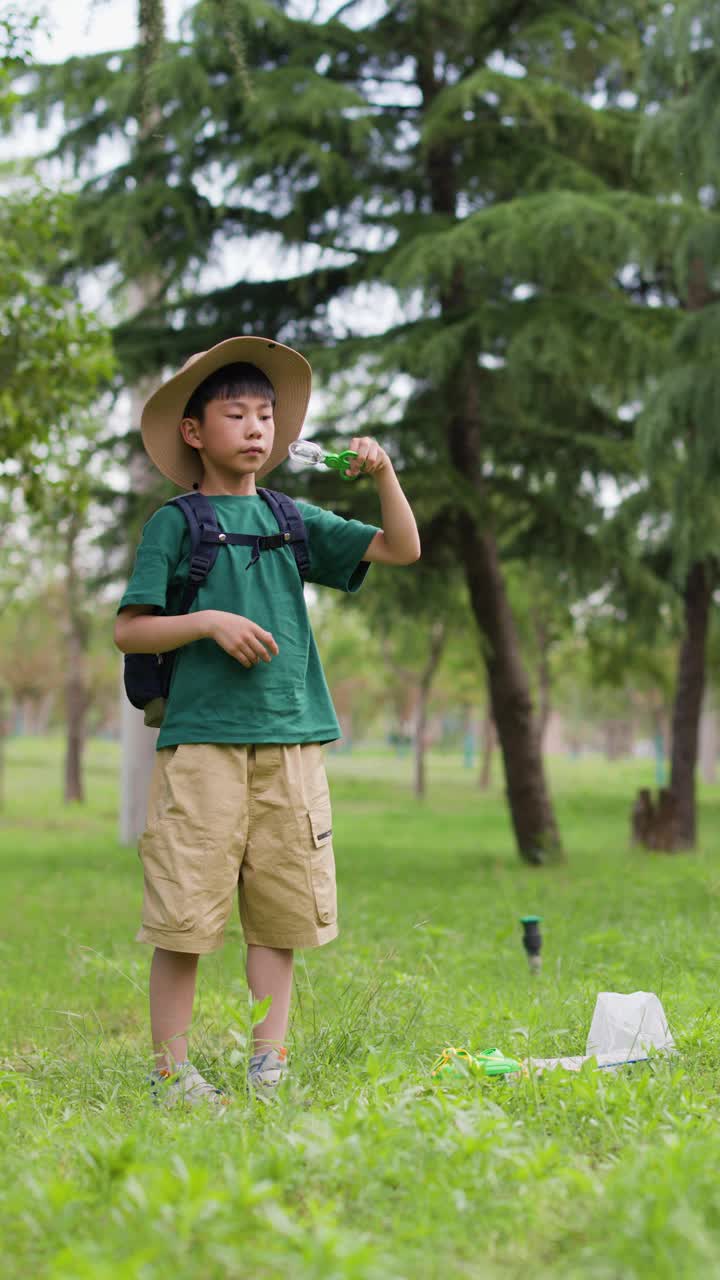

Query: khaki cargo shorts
left=136, top=743, right=337, bottom=954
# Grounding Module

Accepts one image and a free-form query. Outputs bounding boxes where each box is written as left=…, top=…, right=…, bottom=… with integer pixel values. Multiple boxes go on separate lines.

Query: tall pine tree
left=635, top=0, right=720, bottom=847
left=19, top=0, right=699, bottom=860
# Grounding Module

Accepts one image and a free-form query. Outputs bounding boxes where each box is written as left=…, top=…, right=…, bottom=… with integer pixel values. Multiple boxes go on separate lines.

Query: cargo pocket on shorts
left=308, top=808, right=337, bottom=926
left=138, top=827, right=194, bottom=935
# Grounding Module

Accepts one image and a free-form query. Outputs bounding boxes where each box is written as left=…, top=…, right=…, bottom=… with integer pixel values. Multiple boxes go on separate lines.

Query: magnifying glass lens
left=289, top=440, right=325, bottom=465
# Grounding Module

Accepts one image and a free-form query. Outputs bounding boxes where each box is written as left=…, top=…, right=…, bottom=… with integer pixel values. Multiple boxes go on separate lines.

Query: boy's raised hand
left=207, top=610, right=279, bottom=668
left=347, top=437, right=391, bottom=479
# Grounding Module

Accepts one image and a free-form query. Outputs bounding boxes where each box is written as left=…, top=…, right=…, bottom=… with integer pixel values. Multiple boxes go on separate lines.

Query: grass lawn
left=2, top=736, right=720, bottom=1278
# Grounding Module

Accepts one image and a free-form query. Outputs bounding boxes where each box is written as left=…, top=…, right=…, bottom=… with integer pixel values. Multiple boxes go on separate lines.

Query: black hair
left=183, top=361, right=276, bottom=421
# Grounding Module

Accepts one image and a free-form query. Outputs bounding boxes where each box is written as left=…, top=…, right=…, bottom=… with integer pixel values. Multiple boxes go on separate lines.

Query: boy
left=114, top=336, right=420, bottom=1105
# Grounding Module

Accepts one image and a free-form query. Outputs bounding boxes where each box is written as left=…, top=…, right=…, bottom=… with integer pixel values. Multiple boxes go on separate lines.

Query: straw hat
left=140, top=336, right=312, bottom=490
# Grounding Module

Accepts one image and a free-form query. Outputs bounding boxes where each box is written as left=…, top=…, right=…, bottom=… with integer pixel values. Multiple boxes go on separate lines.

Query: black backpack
left=123, top=489, right=309, bottom=726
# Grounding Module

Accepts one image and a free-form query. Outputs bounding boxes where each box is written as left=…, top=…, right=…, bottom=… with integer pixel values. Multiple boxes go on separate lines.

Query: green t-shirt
left=118, top=494, right=379, bottom=749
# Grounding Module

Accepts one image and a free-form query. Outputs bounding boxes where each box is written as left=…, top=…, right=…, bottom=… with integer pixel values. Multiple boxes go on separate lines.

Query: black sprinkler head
left=520, top=915, right=542, bottom=973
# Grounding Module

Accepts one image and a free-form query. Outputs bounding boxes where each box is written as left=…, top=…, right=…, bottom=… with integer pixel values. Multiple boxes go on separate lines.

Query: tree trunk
left=533, top=608, right=552, bottom=750
left=413, top=620, right=446, bottom=798
left=669, top=560, right=714, bottom=848
left=416, top=47, right=561, bottom=861
left=65, top=662, right=85, bottom=802
left=458, top=516, right=561, bottom=862
left=478, top=709, right=495, bottom=791
left=444, top=361, right=561, bottom=859
left=603, top=719, right=628, bottom=761
left=138, top=0, right=165, bottom=109
left=669, top=257, right=717, bottom=846
left=35, top=692, right=54, bottom=734
left=64, top=516, right=87, bottom=803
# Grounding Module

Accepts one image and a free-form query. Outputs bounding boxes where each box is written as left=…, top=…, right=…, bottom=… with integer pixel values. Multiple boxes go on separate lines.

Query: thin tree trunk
left=138, top=0, right=165, bottom=115
left=458, top=516, right=561, bottom=861
left=533, top=608, right=552, bottom=750
left=35, top=692, right=55, bottom=735
left=478, top=710, right=495, bottom=791
left=417, top=45, right=561, bottom=863
left=669, top=560, right=714, bottom=848
left=379, top=630, right=415, bottom=759
left=64, top=517, right=87, bottom=803
left=603, top=720, right=626, bottom=761
left=445, top=359, right=561, bottom=861
left=413, top=620, right=446, bottom=798
left=668, top=257, right=717, bottom=846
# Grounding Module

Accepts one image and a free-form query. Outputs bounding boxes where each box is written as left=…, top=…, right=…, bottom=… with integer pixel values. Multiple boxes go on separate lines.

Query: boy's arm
left=114, top=606, right=279, bottom=668
left=346, top=437, right=421, bottom=565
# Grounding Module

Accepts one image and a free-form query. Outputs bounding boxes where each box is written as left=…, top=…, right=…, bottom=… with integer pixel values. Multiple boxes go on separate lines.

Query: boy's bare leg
left=246, top=945, right=294, bottom=1054
left=150, top=947, right=199, bottom=1071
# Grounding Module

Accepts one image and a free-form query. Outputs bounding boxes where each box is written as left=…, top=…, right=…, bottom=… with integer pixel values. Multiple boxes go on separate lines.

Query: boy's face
left=180, top=393, right=276, bottom=477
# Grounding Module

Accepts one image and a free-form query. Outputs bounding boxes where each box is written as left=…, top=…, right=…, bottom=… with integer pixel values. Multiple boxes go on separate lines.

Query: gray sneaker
left=149, top=1061, right=229, bottom=1108
left=248, top=1046, right=288, bottom=1096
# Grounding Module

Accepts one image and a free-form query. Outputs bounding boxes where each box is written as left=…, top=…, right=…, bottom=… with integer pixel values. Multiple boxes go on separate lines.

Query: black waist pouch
left=123, top=651, right=174, bottom=728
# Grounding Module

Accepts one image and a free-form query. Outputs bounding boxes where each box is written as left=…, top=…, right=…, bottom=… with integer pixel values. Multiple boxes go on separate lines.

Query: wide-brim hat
left=140, top=336, right=312, bottom=489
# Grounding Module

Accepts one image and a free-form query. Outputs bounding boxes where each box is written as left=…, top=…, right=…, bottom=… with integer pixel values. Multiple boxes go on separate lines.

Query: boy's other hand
left=348, top=437, right=391, bottom=478
left=207, top=610, right=279, bottom=667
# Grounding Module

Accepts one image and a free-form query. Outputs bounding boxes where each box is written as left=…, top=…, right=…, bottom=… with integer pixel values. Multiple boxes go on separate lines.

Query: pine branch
left=476, top=0, right=535, bottom=52
left=323, top=0, right=364, bottom=23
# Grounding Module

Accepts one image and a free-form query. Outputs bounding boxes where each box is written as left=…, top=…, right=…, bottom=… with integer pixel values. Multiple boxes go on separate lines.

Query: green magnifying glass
left=289, top=439, right=360, bottom=481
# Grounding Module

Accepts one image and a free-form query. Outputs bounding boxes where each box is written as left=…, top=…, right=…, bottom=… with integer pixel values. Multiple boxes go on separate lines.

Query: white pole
left=118, top=3, right=167, bottom=845
left=119, top=677, right=158, bottom=844
left=118, top=372, right=162, bottom=845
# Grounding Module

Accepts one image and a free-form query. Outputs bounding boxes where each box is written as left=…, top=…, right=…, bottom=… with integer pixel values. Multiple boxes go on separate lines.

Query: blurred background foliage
left=2, top=0, right=719, bottom=853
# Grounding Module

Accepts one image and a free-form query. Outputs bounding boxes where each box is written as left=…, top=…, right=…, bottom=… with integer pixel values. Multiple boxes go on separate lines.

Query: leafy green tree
left=0, top=3, right=40, bottom=100
left=0, top=189, right=114, bottom=483
left=1, top=7, right=116, bottom=800
left=1, top=10, right=113, bottom=476
left=18, top=0, right=702, bottom=862
left=632, top=0, right=720, bottom=846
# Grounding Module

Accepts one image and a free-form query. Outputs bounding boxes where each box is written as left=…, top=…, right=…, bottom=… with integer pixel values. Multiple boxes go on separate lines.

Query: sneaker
left=248, top=1046, right=288, bottom=1096
left=149, top=1061, right=229, bottom=1108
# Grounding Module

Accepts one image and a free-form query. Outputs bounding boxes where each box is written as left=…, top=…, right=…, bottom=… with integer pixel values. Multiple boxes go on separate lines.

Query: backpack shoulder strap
left=257, top=488, right=310, bottom=581
left=168, top=492, right=223, bottom=612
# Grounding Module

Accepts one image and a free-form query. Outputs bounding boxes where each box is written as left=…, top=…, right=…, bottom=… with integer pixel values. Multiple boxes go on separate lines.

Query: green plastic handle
left=323, top=449, right=359, bottom=481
